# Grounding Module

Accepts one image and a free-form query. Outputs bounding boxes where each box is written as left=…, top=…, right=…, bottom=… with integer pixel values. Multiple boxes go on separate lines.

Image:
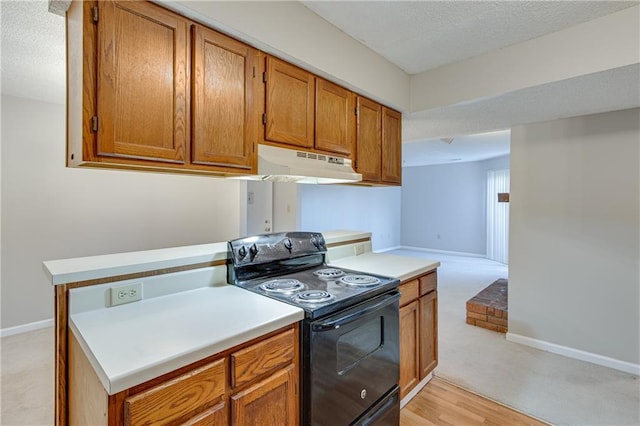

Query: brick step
left=466, top=278, right=508, bottom=333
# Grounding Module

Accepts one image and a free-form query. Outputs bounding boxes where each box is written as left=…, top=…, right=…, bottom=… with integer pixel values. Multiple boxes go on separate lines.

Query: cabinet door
left=399, top=300, right=420, bottom=399
left=315, top=78, right=355, bottom=157
left=231, top=365, right=297, bottom=426
left=192, top=25, right=258, bottom=171
left=381, top=107, right=402, bottom=184
left=419, top=291, right=438, bottom=379
left=97, top=1, right=187, bottom=163
left=356, top=97, right=382, bottom=182
left=264, top=56, right=314, bottom=149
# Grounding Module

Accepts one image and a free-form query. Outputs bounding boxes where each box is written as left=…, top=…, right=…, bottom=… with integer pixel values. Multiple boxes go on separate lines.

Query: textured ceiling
left=1, top=0, right=66, bottom=104
left=302, top=1, right=638, bottom=74
left=403, top=130, right=510, bottom=167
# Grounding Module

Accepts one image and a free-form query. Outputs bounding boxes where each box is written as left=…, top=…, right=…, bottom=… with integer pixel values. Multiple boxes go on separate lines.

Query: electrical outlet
left=110, top=282, right=142, bottom=306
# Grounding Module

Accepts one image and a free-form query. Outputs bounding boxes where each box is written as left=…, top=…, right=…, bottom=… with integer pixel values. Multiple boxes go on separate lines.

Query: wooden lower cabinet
left=69, top=324, right=299, bottom=426
left=398, top=271, right=438, bottom=399
left=231, top=365, right=297, bottom=425
left=184, top=402, right=227, bottom=426
left=419, top=290, right=438, bottom=379
left=124, top=359, right=226, bottom=425
left=399, top=300, right=420, bottom=398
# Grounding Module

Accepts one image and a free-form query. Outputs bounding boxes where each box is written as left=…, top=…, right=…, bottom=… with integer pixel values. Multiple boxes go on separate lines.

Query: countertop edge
left=396, top=263, right=441, bottom=282
left=43, top=243, right=229, bottom=286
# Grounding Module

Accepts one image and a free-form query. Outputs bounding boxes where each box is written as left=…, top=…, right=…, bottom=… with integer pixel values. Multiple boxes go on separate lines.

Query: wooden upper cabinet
left=382, top=107, right=402, bottom=184
left=192, top=25, right=258, bottom=170
left=96, top=1, right=188, bottom=163
left=315, top=78, right=355, bottom=157
left=355, top=97, right=402, bottom=185
left=264, top=56, right=315, bottom=149
left=356, top=97, right=382, bottom=182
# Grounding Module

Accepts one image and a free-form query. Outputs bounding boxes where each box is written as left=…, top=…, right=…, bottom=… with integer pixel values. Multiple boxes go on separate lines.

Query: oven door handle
left=312, top=292, right=399, bottom=332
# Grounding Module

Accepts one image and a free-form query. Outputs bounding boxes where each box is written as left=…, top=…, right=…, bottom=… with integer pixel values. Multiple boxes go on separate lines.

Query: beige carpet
left=390, top=248, right=640, bottom=426
left=1, top=327, right=54, bottom=425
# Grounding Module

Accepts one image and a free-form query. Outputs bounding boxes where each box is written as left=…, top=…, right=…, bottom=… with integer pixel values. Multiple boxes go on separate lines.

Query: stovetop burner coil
left=313, top=268, right=345, bottom=279
left=339, top=274, right=381, bottom=287
left=259, top=278, right=305, bottom=294
left=295, top=290, right=335, bottom=304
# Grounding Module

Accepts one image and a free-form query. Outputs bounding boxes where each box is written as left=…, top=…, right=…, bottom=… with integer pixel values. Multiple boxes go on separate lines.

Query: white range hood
left=247, top=144, right=362, bottom=184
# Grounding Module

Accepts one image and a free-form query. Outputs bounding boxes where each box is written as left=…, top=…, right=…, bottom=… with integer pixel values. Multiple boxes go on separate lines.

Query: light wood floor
left=401, top=377, right=549, bottom=426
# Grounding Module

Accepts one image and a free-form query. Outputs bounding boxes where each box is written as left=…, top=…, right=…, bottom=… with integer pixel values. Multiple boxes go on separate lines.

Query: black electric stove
left=227, top=232, right=399, bottom=320
left=227, top=232, right=401, bottom=426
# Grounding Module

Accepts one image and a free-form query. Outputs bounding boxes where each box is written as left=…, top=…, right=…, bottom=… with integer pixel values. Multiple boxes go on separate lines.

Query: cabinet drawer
left=231, top=328, right=295, bottom=388
left=419, top=271, right=437, bottom=296
left=125, top=359, right=225, bottom=426
left=399, top=279, right=419, bottom=306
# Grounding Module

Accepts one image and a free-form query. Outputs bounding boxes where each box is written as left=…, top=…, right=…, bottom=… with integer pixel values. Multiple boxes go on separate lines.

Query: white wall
left=401, top=155, right=510, bottom=255
left=272, top=183, right=300, bottom=232
left=299, top=185, right=401, bottom=251
left=0, top=96, right=245, bottom=329
left=160, top=0, right=410, bottom=111
left=509, top=108, right=640, bottom=365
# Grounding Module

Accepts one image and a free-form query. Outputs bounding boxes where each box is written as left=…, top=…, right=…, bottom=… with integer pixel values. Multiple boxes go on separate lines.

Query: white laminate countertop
left=322, top=230, right=372, bottom=245
left=70, top=284, right=304, bottom=395
left=43, top=230, right=371, bottom=286
left=43, top=242, right=229, bottom=285
left=329, top=252, right=440, bottom=282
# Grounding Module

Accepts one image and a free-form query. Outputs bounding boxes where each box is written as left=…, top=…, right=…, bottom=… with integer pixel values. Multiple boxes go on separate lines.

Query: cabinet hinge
left=354, top=106, right=358, bottom=116
left=252, top=67, right=256, bottom=78
left=91, top=116, right=98, bottom=132
left=262, top=113, right=267, bottom=125
left=262, top=72, right=267, bottom=83
left=92, top=7, right=98, bottom=23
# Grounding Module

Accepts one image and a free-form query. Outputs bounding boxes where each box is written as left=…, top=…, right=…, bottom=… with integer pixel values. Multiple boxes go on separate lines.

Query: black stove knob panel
left=238, top=246, right=247, bottom=259
left=284, top=238, right=293, bottom=252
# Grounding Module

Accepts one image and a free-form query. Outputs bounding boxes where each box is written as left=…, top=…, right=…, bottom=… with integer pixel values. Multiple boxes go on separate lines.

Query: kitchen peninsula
left=43, top=231, right=438, bottom=425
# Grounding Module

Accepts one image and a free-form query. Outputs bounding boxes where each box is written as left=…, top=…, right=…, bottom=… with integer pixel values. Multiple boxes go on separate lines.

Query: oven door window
left=337, top=317, right=384, bottom=374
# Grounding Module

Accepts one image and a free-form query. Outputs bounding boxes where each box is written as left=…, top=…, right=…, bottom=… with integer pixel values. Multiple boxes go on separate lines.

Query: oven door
left=305, top=291, right=400, bottom=426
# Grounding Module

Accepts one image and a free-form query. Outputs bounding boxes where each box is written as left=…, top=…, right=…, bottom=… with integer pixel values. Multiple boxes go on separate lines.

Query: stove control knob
left=284, top=238, right=293, bottom=252
left=238, top=246, right=247, bottom=259
left=360, top=389, right=367, bottom=399
left=310, top=235, right=321, bottom=249
left=249, top=243, right=259, bottom=256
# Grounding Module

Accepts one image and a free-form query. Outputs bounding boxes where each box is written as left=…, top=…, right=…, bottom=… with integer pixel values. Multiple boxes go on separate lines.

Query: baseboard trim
left=400, top=372, right=433, bottom=408
left=374, top=245, right=402, bottom=253
left=0, top=318, right=53, bottom=338
left=398, top=245, right=486, bottom=258
left=506, top=332, right=640, bottom=376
